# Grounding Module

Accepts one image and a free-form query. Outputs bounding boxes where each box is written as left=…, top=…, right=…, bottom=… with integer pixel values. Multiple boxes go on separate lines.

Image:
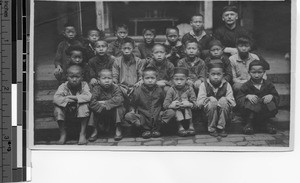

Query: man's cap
left=222, top=6, right=238, bottom=14
left=173, top=67, right=189, bottom=76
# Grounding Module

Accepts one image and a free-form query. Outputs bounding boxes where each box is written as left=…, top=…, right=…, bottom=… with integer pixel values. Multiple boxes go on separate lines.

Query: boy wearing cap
left=230, top=36, right=268, bottom=93
left=197, top=63, right=236, bottom=137
left=205, top=39, right=233, bottom=83
left=236, top=60, right=279, bottom=135
left=182, top=14, right=213, bottom=59
left=163, top=67, right=197, bottom=137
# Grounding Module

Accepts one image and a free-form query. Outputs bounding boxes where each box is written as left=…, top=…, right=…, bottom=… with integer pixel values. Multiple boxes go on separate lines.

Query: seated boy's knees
left=194, top=80, right=202, bottom=89
left=218, top=97, right=229, bottom=108
left=77, top=104, right=90, bottom=118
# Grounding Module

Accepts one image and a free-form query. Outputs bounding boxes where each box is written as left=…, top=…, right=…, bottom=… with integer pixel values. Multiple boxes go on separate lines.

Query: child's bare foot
left=57, top=133, right=67, bottom=145
left=187, top=127, right=196, bottom=136
left=78, top=134, right=87, bottom=145
left=114, top=125, right=123, bottom=141
left=88, top=128, right=98, bottom=142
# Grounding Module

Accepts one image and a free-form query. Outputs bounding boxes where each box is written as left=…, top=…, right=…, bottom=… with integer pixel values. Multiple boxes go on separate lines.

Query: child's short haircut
left=152, top=43, right=166, bottom=52
left=94, top=40, right=108, bottom=48
left=64, top=22, right=76, bottom=29
left=97, top=68, right=112, bottom=77
left=65, top=44, right=86, bottom=56
left=236, top=35, right=252, bottom=46
left=190, top=13, right=204, bottom=21
left=207, top=62, right=225, bottom=72
left=142, top=66, right=158, bottom=77
left=67, top=64, right=83, bottom=75
left=86, top=27, right=105, bottom=38
left=208, top=40, right=224, bottom=49
left=248, top=60, right=265, bottom=71
left=173, top=67, right=189, bottom=77
left=185, top=40, right=199, bottom=49
left=142, top=28, right=156, bottom=36
left=121, top=37, right=135, bottom=47
left=166, top=27, right=179, bottom=35
left=115, top=24, right=129, bottom=31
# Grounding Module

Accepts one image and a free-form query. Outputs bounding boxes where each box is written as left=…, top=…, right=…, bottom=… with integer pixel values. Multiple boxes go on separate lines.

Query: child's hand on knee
left=246, top=94, right=259, bottom=104
left=208, top=96, right=218, bottom=103
left=90, top=78, right=98, bottom=86
left=169, top=101, right=180, bottom=109
left=262, top=94, right=273, bottom=104
left=181, top=100, right=193, bottom=108
left=157, top=80, right=167, bottom=87
left=193, top=79, right=202, bottom=89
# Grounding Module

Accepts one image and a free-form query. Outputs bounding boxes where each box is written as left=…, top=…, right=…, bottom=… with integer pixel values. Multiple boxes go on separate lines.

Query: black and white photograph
left=32, top=0, right=292, bottom=150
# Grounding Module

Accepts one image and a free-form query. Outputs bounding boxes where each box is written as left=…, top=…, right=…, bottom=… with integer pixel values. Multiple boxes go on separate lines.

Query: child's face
left=166, top=29, right=179, bottom=44
left=67, top=69, right=83, bottom=87
left=98, top=71, right=113, bottom=88
left=222, top=11, right=238, bottom=25
left=143, top=71, right=157, bottom=88
left=152, top=46, right=166, bottom=63
left=121, top=43, right=133, bottom=57
left=249, top=65, right=265, bottom=83
left=173, top=74, right=187, bottom=89
left=95, top=41, right=108, bottom=56
left=64, top=26, right=77, bottom=40
left=210, top=45, right=223, bottom=58
left=208, top=68, right=224, bottom=86
left=116, top=27, right=128, bottom=39
left=190, top=16, right=204, bottom=32
left=70, top=50, right=83, bottom=64
left=237, top=43, right=251, bottom=58
left=185, top=43, right=199, bottom=58
left=88, top=30, right=100, bottom=43
left=144, top=30, right=155, bottom=44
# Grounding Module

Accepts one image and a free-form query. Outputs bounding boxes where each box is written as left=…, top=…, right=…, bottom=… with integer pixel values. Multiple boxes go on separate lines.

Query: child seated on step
left=236, top=60, right=279, bottom=135
left=163, top=67, right=197, bottom=137
left=163, top=27, right=185, bottom=66
left=108, top=24, right=141, bottom=57
left=178, top=40, right=206, bottom=93
left=205, top=40, right=232, bottom=83
left=55, top=45, right=90, bottom=83
left=197, top=63, right=236, bottom=137
left=88, top=69, right=125, bottom=141
left=138, top=28, right=156, bottom=61
left=83, top=27, right=105, bottom=61
left=125, top=67, right=172, bottom=139
left=54, top=23, right=83, bottom=82
left=229, top=36, right=268, bottom=93
left=88, top=40, right=115, bottom=87
left=112, top=39, right=145, bottom=105
left=145, top=44, right=174, bottom=93
left=53, top=65, right=92, bottom=145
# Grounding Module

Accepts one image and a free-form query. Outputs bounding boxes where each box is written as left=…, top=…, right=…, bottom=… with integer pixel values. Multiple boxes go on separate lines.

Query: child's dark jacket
left=236, top=79, right=279, bottom=114
left=88, top=54, right=115, bottom=79
left=163, top=40, right=185, bottom=66
left=146, top=58, right=174, bottom=86
left=130, top=84, right=165, bottom=122
left=138, top=42, right=154, bottom=59
left=177, top=57, right=206, bottom=83
left=89, top=84, right=124, bottom=113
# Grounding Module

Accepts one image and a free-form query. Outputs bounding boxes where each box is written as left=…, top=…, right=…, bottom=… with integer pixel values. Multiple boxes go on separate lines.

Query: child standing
left=197, top=63, right=236, bottom=137
left=230, top=36, right=268, bottom=92
left=108, top=24, right=141, bottom=57
left=205, top=40, right=233, bottom=83
left=54, top=23, right=82, bottom=82
left=53, top=65, right=91, bottom=145
left=83, top=27, right=105, bottom=61
left=89, top=69, right=125, bottom=141
left=125, top=67, right=172, bottom=139
left=138, top=28, right=156, bottom=61
left=146, top=44, right=174, bottom=93
left=236, top=60, right=279, bottom=135
left=88, top=40, right=115, bottom=86
left=177, top=40, right=206, bottom=92
left=163, top=67, right=197, bottom=137
left=182, top=14, right=213, bottom=59
left=163, top=27, right=185, bottom=66
left=112, top=39, right=145, bottom=102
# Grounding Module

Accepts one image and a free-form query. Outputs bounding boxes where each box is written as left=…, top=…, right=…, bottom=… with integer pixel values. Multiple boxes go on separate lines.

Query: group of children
left=52, top=8, right=279, bottom=145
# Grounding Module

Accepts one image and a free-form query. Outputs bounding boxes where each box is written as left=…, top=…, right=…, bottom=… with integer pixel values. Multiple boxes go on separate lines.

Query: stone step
left=34, top=109, right=290, bottom=143
left=34, top=83, right=290, bottom=118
